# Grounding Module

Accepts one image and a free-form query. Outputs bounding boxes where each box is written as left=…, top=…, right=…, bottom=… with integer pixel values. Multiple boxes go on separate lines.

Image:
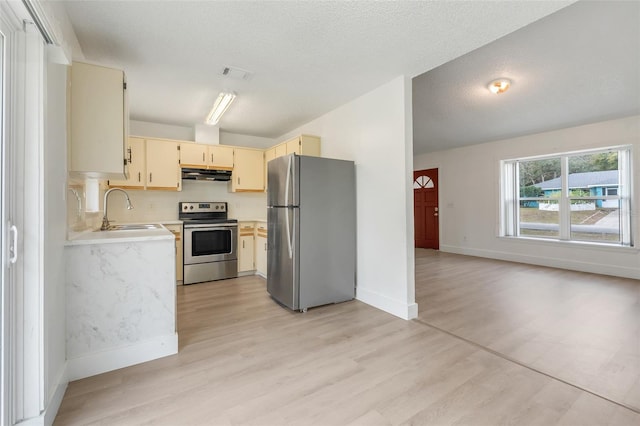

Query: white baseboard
left=43, top=363, right=68, bottom=426
left=356, top=287, right=418, bottom=320
left=21, top=362, right=69, bottom=426
left=440, top=245, right=640, bottom=280
left=67, top=333, right=178, bottom=381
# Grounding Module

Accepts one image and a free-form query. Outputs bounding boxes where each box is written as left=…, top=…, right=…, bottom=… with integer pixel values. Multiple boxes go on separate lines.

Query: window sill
left=497, top=236, right=638, bottom=254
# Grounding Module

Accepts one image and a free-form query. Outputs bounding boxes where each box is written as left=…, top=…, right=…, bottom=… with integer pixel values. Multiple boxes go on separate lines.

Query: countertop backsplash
left=105, top=179, right=267, bottom=224
left=67, top=178, right=104, bottom=236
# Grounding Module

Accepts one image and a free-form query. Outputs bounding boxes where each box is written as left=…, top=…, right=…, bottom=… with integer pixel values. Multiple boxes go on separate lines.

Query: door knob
left=434, top=213, right=438, bottom=216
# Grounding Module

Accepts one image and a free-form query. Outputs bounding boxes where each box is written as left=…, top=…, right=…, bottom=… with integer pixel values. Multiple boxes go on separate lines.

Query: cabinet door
left=231, top=148, right=264, bottom=192
left=69, top=61, right=126, bottom=177
left=255, top=222, right=268, bottom=277
left=209, top=146, right=234, bottom=170
left=299, top=135, right=321, bottom=156
left=264, top=148, right=276, bottom=192
left=146, top=139, right=181, bottom=190
left=286, top=137, right=301, bottom=155
left=108, top=137, right=145, bottom=189
left=275, top=144, right=287, bottom=158
left=238, top=223, right=255, bottom=272
left=180, top=143, right=208, bottom=169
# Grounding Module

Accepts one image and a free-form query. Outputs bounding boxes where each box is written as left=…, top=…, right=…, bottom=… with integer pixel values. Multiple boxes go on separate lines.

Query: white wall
left=414, top=115, right=640, bottom=280
left=130, top=120, right=194, bottom=141
left=43, top=61, right=69, bottom=423
left=129, top=120, right=277, bottom=150
left=220, top=131, right=275, bottom=149
left=278, top=76, right=417, bottom=320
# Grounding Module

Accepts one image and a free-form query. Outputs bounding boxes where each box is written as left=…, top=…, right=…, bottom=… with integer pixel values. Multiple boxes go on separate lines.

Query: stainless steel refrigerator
left=267, top=154, right=356, bottom=312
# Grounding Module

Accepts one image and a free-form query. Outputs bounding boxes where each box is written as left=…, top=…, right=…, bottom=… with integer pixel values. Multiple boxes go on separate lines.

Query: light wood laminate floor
left=55, top=263, right=639, bottom=425
left=415, top=249, right=640, bottom=412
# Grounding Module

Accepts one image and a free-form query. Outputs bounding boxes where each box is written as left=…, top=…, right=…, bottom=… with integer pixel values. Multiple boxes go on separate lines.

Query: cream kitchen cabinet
left=179, top=142, right=208, bottom=169
left=69, top=61, right=128, bottom=178
left=179, top=143, right=235, bottom=170
left=275, top=144, right=287, bottom=158
left=238, top=222, right=255, bottom=273
left=163, top=223, right=183, bottom=283
left=210, top=145, right=234, bottom=170
left=108, top=137, right=145, bottom=189
left=230, top=148, right=264, bottom=192
left=146, top=139, right=181, bottom=191
left=285, top=135, right=321, bottom=156
left=264, top=147, right=276, bottom=191
left=255, top=222, right=268, bottom=278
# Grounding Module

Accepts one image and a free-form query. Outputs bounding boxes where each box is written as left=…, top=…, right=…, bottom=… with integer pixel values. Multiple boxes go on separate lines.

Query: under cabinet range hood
left=181, top=168, right=232, bottom=182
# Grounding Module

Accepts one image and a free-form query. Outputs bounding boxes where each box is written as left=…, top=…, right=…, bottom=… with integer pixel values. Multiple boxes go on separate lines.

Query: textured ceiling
left=412, top=1, right=640, bottom=154
left=61, top=0, right=572, bottom=140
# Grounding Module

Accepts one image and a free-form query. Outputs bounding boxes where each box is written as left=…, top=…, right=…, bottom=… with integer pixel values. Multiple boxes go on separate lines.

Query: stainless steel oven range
left=180, top=202, right=238, bottom=284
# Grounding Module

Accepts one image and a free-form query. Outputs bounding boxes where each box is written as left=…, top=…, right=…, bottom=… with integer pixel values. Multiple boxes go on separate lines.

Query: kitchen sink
left=100, top=224, right=163, bottom=231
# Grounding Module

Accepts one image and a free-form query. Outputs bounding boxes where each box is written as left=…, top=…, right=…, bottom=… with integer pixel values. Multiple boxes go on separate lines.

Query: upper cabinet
left=210, top=145, right=234, bottom=170
left=179, top=142, right=208, bottom=168
left=68, top=61, right=128, bottom=178
left=264, top=147, right=276, bottom=189
left=146, top=139, right=181, bottom=191
left=180, top=143, right=235, bottom=170
left=285, top=135, right=321, bottom=156
left=275, top=144, right=287, bottom=158
left=231, top=148, right=264, bottom=192
left=107, top=137, right=145, bottom=189
left=263, top=135, right=321, bottom=192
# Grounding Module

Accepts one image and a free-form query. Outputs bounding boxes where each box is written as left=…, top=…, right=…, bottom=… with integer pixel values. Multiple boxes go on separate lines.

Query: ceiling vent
left=220, top=66, right=254, bottom=81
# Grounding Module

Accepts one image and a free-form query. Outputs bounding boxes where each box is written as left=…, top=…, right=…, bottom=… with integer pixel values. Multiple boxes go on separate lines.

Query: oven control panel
left=180, top=202, right=227, bottom=213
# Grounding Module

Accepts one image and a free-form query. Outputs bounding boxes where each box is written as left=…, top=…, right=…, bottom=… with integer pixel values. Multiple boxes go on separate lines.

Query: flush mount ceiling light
left=206, top=91, right=237, bottom=125
left=487, top=78, right=512, bottom=94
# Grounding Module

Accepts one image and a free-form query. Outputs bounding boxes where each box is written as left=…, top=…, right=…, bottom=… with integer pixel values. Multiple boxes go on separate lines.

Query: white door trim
left=1, top=1, right=46, bottom=423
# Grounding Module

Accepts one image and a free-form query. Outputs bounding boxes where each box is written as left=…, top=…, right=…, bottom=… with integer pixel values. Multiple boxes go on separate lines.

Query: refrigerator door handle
left=285, top=207, right=292, bottom=259
left=284, top=154, right=292, bottom=207
left=284, top=155, right=293, bottom=259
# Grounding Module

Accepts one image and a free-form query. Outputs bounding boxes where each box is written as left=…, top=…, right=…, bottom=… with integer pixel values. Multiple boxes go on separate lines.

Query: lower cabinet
left=255, top=222, right=267, bottom=278
left=238, top=222, right=255, bottom=273
left=163, top=223, right=183, bottom=283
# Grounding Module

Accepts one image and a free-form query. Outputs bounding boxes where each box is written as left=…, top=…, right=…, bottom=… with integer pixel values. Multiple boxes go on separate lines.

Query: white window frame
left=501, top=145, right=633, bottom=247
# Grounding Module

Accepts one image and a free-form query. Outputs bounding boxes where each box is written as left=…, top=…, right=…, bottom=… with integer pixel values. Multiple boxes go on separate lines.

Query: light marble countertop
left=237, top=218, right=267, bottom=223
left=66, top=223, right=174, bottom=246
left=158, top=220, right=183, bottom=225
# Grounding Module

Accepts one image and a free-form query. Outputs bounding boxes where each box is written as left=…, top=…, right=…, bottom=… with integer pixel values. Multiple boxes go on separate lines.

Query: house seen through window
left=501, top=146, right=633, bottom=246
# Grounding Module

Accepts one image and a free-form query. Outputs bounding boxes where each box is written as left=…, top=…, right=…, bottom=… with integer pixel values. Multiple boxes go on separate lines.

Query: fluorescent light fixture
left=206, top=91, right=236, bottom=125
left=487, top=78, right=512, bottom=94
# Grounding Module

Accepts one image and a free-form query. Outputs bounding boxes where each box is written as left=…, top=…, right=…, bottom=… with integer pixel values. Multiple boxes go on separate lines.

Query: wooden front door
left=414, top=168, right=439, bottom=249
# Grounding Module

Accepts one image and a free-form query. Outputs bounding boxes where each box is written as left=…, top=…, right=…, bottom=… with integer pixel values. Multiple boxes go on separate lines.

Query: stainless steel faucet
left=101, top=188, right=134, bottom=230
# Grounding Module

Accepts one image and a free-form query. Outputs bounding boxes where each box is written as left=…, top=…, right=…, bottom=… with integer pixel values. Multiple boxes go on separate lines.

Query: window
left=501, top=146, right=633, bottom=246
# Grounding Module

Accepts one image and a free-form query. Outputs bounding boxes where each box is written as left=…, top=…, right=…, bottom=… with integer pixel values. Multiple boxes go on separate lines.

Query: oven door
left=184, top=224, right=238, bottom=265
